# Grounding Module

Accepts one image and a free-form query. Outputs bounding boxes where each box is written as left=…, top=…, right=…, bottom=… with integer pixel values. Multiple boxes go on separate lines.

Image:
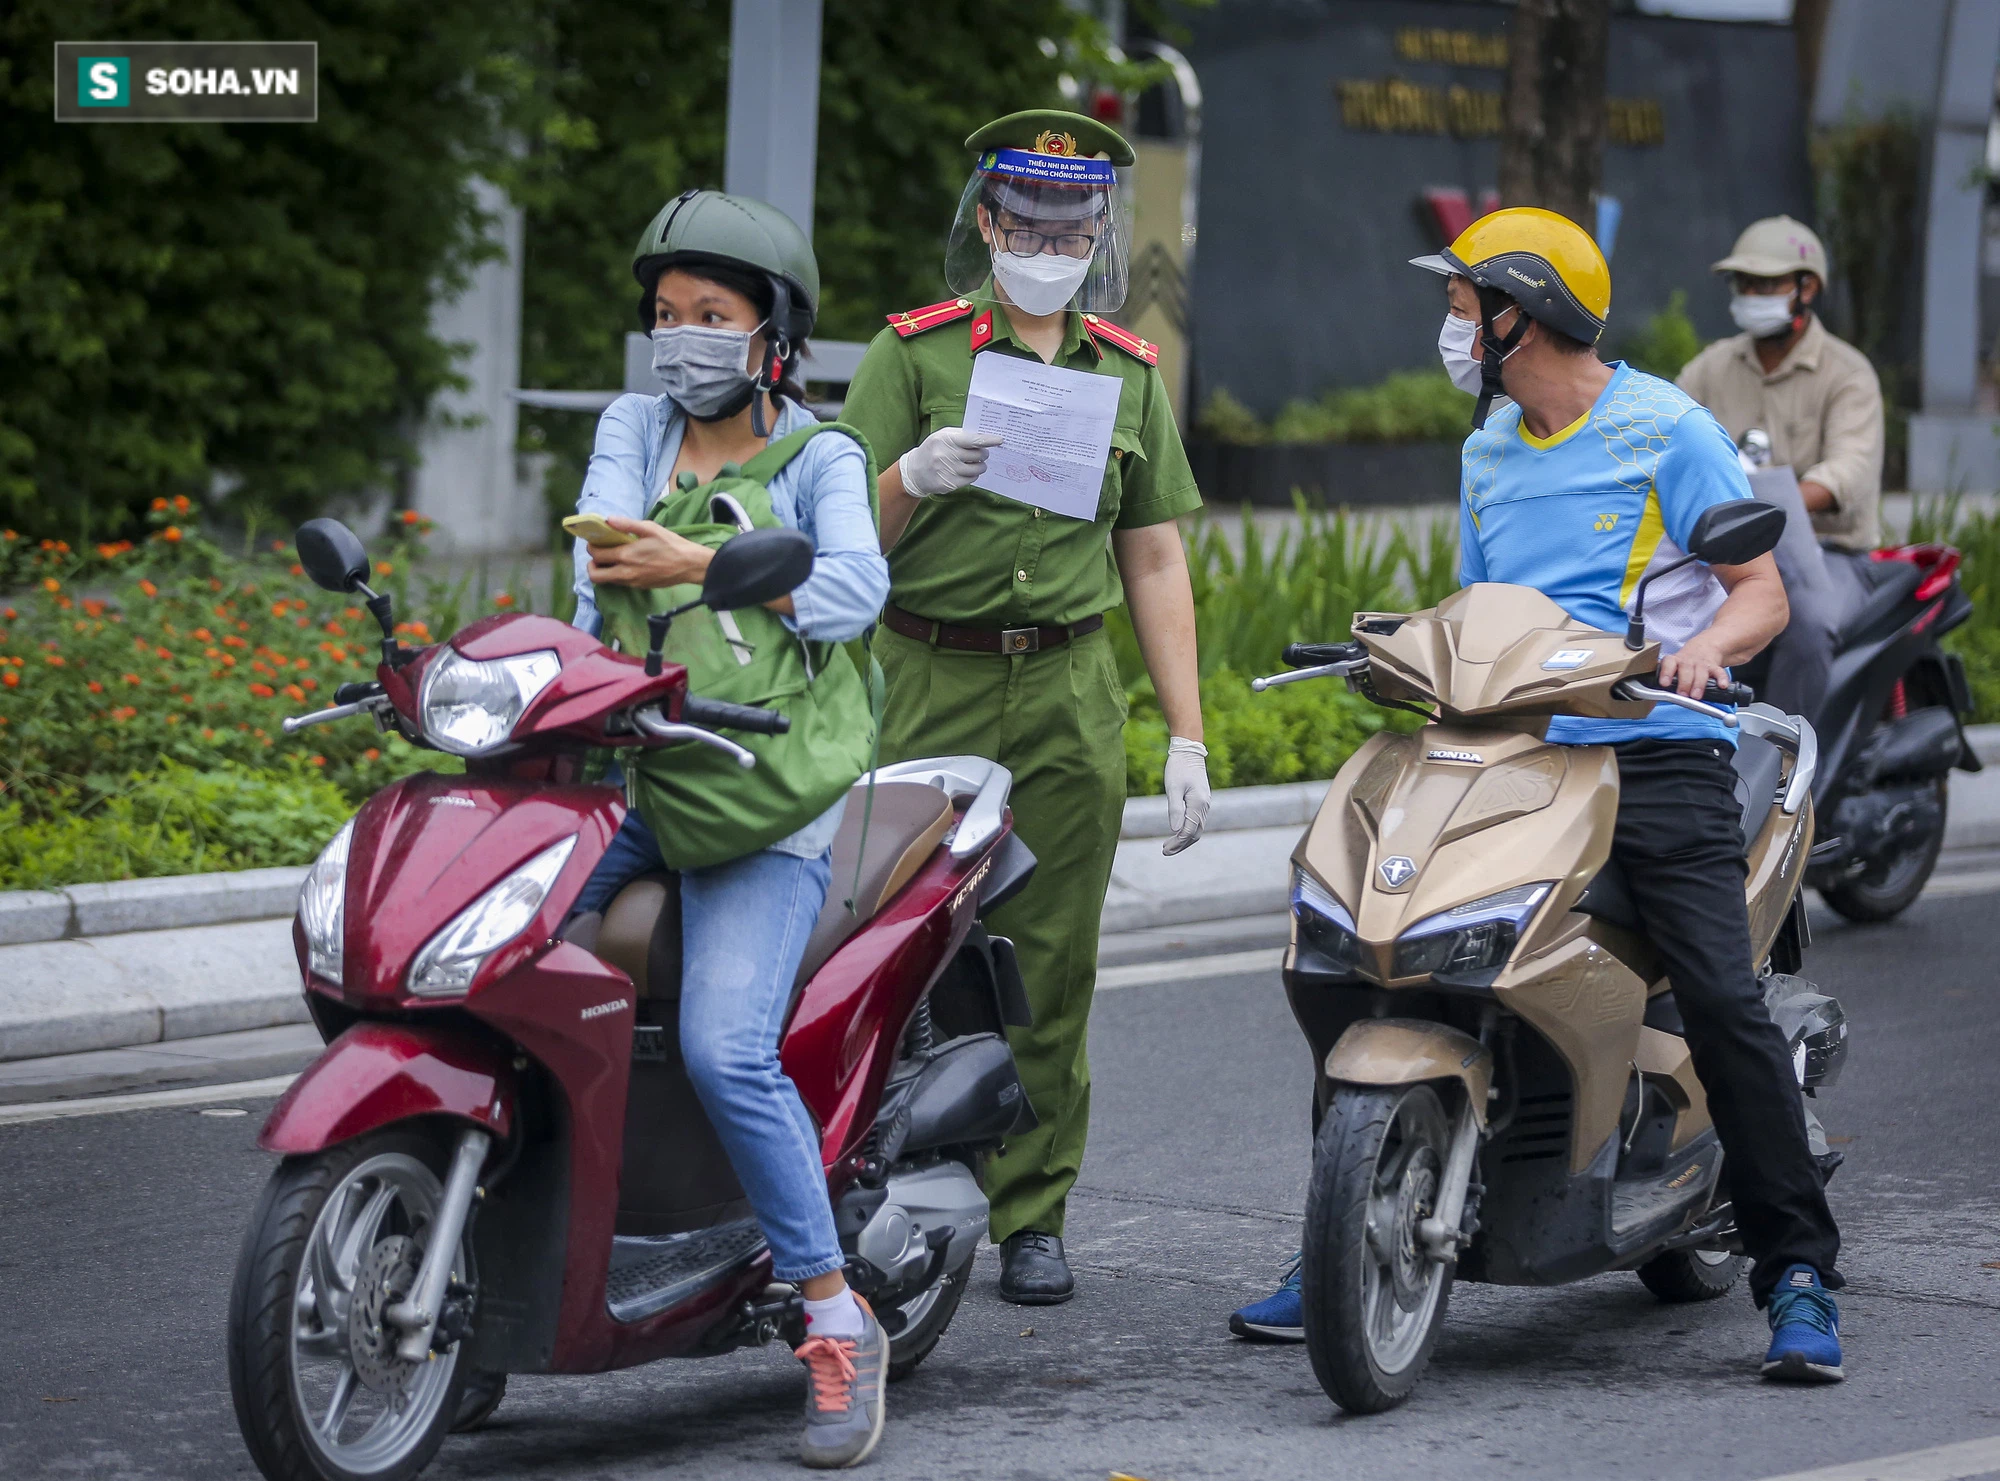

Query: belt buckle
left=1000, top=626, right=1040, bottom=654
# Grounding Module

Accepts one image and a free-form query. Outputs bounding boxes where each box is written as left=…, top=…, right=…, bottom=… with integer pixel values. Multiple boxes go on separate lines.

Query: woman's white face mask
left=991, top=248, right=1092, bottom=316
left=1437, top=312, right=1485, bottom=395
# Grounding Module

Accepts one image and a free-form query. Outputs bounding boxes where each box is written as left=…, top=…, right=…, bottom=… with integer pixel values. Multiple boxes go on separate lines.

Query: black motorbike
left=1792, top=542, right=1982, bottom=920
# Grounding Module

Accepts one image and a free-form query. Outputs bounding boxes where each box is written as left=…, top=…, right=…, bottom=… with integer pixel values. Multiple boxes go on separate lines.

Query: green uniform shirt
left=840, top=290, right=1202, bottom=627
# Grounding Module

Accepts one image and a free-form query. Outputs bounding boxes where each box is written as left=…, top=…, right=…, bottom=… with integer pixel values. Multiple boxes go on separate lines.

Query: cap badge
left=1032, top=129, right=1078, bottom=157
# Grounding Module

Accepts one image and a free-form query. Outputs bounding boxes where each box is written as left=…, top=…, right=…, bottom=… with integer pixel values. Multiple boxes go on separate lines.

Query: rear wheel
left=1820, top=776, right=1947, bottom=922
left=450, top=1371, right=506, bottom=1433
left=228, top=1129, right=472, bottom=1481
left=1301, top=1083, right=1454, bottom=1414
left=881, top=1262, right=969, bottom=1382
left=1637, top=1247, right=1746, bottom=1303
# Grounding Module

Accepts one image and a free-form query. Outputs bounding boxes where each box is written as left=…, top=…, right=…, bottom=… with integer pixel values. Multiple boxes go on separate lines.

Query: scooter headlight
left=407, top=836, right=577, bottom=998
left=1392, top=882, right=1551, bottom=982
left=299, top=819, right=354, bottom=985
left=419, top=647, right=562, bottom=757
left=1292, top=866, right=1364, bottom=975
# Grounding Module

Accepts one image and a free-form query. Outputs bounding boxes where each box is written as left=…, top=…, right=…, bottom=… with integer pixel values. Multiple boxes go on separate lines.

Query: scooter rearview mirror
left=296, top=519, right=371, bottom=594
left=702, top=527, right=815, bottom=612
left=1686, top=500, right=1785, bottom=568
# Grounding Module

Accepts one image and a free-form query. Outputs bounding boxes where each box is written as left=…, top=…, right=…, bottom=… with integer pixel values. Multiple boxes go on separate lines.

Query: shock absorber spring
left=902, top=998, right=936, bottom=1058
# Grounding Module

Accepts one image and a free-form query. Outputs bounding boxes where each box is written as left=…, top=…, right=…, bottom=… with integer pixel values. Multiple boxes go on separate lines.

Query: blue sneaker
left=1763, top=1264, right=1843, bottom=1382
left=1229, top=1253, right=1304, bottom=1342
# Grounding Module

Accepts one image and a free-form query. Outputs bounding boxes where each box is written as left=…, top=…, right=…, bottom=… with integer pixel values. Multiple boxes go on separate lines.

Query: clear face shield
left=944, top=148, right=1129, bottom=315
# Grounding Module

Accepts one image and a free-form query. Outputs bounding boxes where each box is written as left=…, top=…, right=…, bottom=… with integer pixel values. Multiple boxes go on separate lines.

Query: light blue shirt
left=1457, top=363, right=1754, bottom=746
left=573, top=393, right=889, bottom=857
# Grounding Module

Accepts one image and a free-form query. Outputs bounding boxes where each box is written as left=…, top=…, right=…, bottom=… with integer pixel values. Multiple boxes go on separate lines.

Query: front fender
left=1324, top=1019, right=1492, bottom=1129
left=259, top=1021, right=514, bottom=1155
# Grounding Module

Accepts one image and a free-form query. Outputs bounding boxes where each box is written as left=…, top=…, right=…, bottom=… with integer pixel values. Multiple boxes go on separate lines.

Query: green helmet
left=631, top=189, right=819, bottom=345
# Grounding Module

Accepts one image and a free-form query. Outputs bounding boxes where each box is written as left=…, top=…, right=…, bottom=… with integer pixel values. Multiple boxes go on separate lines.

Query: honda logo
left=1378, top=855, right=1417, bottom=888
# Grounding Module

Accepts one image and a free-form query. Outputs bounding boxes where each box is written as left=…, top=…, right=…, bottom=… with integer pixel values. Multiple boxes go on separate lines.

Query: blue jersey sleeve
left=1654, top=406, right=1753, bottom=552
left=1457, top=490, right=1488, bottom=588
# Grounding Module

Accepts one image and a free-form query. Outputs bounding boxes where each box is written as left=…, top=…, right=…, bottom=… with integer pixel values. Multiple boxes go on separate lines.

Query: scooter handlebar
left=1282, top=641, right=1367, bottom=668
left=679, top=696, right=790, bottom=735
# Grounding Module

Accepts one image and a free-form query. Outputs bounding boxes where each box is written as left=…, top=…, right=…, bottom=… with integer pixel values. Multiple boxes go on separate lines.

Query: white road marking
left=0, top=1074, right=296, bottom=1126
left=1097, top=948, right=1281, bottom=991
left=1753, top=1434, right=2000, bottom=1481
left=1923, top=868, right=2000, bottom=898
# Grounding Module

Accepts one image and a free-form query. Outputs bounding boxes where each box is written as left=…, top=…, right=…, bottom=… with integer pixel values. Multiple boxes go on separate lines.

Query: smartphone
left=562, top=514, right=639, bottom=547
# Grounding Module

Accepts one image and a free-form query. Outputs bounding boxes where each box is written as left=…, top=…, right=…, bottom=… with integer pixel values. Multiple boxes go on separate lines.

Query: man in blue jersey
left=1229, top=208, right=1844, bottom=1383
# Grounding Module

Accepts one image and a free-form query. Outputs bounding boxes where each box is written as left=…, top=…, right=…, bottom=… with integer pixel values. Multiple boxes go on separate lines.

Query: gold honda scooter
left=1255, top=502, right=1848, bottom=1414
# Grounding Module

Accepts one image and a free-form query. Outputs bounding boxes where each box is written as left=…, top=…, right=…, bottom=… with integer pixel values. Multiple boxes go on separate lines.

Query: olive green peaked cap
left=632, top=189, right=819, bottom=341
left=965, top=108, right=1135, bottom=167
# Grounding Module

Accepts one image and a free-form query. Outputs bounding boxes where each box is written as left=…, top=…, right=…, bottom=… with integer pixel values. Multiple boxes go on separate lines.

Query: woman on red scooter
left=568, top=190, right=893, bottom=1470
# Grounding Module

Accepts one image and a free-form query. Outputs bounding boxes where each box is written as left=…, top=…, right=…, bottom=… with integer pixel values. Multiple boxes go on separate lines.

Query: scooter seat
left=1836, top=557, right=1921, bottom=647
left=1576, top=858, right=1642, bottom=932
left=1731, top=733, right=1784, bottom=848
left=794, top=780, right=958, bottom=987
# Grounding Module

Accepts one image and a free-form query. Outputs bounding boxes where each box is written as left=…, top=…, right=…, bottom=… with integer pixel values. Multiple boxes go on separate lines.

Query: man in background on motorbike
left=1231, top=207, right=1846, bottom=1383
left=1678, top=216, right=1886, bottom=721
left=570, top=190, right=895, bottom=1468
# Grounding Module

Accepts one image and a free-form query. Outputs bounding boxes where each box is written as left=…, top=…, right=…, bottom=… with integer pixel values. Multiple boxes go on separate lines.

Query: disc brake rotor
left=349, top=1235, right=423, bottom=1400
left=1389, top=1152, right=1440, bottom=1312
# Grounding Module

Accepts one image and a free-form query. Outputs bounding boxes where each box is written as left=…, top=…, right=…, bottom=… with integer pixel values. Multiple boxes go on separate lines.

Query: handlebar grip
left=680, top=695, right=791, bottom=735
left=1702, top=680, right=1756, bottom=706
left=333, top=680, right=384, bottom=706
left=1282, top=641, right=1366, bottom=668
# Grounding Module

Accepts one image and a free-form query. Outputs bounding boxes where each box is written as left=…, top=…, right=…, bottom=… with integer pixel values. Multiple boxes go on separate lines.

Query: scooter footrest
left=605, top=1217, right=766, bottom=1324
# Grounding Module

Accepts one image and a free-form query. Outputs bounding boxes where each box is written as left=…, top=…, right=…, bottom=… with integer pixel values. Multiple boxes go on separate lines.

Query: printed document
left=964, top=352, right=1122, bottom=520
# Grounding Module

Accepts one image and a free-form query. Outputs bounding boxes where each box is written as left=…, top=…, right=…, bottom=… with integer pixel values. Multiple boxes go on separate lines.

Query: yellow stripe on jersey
left=1619, top=486, right=1667, bottom=608
left=1518, top=407, right=1593, bottom=451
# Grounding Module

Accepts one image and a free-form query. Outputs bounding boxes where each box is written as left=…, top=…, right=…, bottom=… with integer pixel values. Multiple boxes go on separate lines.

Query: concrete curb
left=0, top=866, right=307, bottom=947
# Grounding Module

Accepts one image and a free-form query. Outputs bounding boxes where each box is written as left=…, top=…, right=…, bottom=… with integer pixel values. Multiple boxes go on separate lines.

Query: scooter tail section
left=259, top=1021, right=515, bottom=1155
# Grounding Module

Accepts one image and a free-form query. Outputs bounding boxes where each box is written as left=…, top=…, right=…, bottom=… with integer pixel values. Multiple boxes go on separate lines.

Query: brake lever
left=1251, top=659, right=1367, bottom=692
left=630, top=707, right=757, bottom=769
left=1613, top=680, right=1739, bottom=728
left=281, top=696, right=390, bottom=734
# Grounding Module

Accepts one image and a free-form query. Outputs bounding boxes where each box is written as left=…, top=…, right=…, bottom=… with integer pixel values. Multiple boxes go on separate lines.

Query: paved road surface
left=3, top=891, right=1998, bottom=1481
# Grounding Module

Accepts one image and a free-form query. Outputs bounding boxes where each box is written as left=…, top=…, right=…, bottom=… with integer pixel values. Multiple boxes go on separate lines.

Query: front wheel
left=1301, top=1083, right=1455, bottom=1414
left=228, top=1129, right=473, bottom=1481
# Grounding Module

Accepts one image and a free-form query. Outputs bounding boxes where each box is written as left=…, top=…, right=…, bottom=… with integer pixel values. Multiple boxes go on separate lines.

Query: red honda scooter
left=228, top=519, right=1037, bottom=1481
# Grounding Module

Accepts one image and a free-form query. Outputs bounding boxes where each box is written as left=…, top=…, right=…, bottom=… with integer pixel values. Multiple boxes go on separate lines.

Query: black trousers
left=1611, top=739, right=1843, bottom=1305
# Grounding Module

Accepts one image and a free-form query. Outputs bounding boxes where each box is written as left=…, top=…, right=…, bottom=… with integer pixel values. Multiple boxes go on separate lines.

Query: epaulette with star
left=886, top=298, right=976, bottom=338
left=1081, top=313, right=1159, bottom=366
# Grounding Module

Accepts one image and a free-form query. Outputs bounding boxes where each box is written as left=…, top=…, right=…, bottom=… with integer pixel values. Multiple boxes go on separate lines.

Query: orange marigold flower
left=300, top=677, right=317, bottom=691
left=364, top=746, right=381, bottom=762
left=97, top=543, right=120, bottom=559
left=222, top=634, right=246, bottom=648
left=88, top=680, right=104, bottom=693
left=343, top=606, right=361, bottom=620
left=202, top=727, right=215, bottom=740
left=375, top=562, right=394, bottom=576
left=55, top=540, right=70, bottom=553
left=294, top=657, right=309, bottom=670
left=284, top=683, right=306, bottom=702
left=323, top=622, right=343, bottom=636
left=155, top=647, right=172, bottom=660
left=172, top=494, right=191, bottom=513
left=56, top=596, right=73, bottom=610
left=152, top=497, right=169, bottom=512
left=123, top=672, right=140, bottom=685
left=309, top=754, right=326, bottom=766
left=193, top=628, right=210, bottom=641
left=289, top=563, right=304, bottom=576
left=209, top=578, right=223, bottom=592
left=42, top=578, right=59, bottom=592
left=163, top=526, right=182, bottom=543
left=295, top=616, right=310, bottom=628
left=83, top=599, right=105, bottom=617
left=493, top=593, right=515, bottom=609
left=2, top=607, right=14, bottom=620
left=222, top=655, right=237, bottom=668
left=1, top=672, right=17, bottom=688
left=249, top=682, right=276, bottom=698
left=270, top=540, right=286, bottom=554
left=46, top=654, right=64, bottom=667
left=166, top=713, right=182, bottom=725
left=205, top=647, right=221, bottom=659
left=139, top=580, right=159, bottom=598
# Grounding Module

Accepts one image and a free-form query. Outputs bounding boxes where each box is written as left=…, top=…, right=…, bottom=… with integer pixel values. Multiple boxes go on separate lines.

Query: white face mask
left=651, top=323, right=762, bottom=418
left=991, top=248, right=1092, bottom=316
left=1730, top=292, right=1795, bottom=340
left=1437, top=312, right=1485, bottom=395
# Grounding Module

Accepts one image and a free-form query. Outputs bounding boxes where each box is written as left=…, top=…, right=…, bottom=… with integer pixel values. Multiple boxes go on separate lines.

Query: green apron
left=595, top=426, right=876, bottom=871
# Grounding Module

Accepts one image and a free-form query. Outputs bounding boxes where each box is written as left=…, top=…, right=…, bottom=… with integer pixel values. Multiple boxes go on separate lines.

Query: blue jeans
left=576, top=810, right=844, bottom=1283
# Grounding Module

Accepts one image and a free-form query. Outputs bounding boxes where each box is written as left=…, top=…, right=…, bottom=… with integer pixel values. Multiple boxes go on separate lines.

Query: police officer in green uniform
left=841, top=109, right=1210, bottom=1304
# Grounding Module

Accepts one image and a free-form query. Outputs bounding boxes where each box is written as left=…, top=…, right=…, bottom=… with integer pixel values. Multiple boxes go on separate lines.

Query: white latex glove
left=1162, top=736, right=1211, bottom=856
left=898, top=426, right=1005, bottom=497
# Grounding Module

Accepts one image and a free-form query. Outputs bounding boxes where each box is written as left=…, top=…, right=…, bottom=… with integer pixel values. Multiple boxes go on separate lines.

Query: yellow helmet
left=1411, top=206, right=1611, bottom=346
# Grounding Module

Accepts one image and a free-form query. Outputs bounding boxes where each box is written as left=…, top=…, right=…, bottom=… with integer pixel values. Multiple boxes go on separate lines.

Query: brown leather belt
left=883, top=603, right=1104, bottom=655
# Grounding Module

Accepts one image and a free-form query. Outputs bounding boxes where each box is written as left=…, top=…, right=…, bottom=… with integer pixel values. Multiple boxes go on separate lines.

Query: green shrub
left=0, top=758, right=354, bottom=890
left=1197, top=371, right=1473, bottom=447
left=1907, top=496, right=2000, bottom=722
left=1619, top=291, right=1705, bottom=380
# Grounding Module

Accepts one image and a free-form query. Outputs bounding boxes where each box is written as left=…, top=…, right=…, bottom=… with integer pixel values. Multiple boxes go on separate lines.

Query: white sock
left=801, top=1288, right=865, bottom=1341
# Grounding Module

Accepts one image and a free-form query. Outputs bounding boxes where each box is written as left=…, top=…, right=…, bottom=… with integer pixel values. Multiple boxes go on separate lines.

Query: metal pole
left=725, top=0, right=825, bottom=239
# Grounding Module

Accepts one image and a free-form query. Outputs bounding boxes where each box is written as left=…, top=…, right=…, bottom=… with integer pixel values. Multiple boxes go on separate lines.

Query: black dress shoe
left=999, top=1230, right=1074, bottom=1305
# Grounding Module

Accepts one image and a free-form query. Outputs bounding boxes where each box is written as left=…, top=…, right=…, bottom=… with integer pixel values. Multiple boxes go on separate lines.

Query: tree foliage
left=0, top=0, right=541, bottom=542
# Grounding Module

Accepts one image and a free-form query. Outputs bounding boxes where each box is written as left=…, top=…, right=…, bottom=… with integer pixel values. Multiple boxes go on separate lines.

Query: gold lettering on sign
left=1395, top=27, right=1510, bottom=69
left=1334, top=78, right=1665, bottom=147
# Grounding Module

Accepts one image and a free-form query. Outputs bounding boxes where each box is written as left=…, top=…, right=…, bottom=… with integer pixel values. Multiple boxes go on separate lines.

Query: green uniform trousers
left=876, top=623, right=1127, bottom=1243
